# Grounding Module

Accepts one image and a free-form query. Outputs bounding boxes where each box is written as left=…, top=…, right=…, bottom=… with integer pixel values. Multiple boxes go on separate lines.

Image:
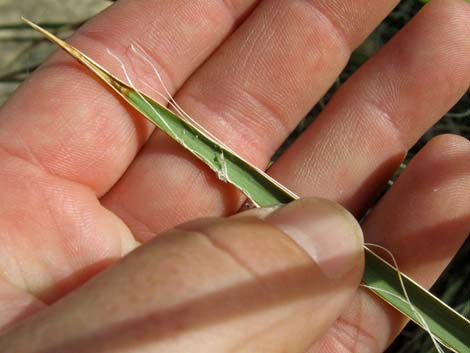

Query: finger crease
left=199, top=231, right=260, bottom=280
left=300, top=0, right=352, bottom=55
left=334, top=314, right=382, bottom=353
left=364, top=98, right=408, bottom=151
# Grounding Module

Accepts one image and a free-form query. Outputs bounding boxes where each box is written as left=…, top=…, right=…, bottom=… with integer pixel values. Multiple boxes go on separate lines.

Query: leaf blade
left=365, top=250, right=470, bottom=353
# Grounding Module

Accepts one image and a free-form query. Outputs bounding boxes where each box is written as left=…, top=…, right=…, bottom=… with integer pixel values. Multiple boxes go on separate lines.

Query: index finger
left=0, top=0, right=259, bottom=195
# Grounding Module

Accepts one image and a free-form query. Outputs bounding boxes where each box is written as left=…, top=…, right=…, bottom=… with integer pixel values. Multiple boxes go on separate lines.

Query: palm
left=0, top=1, right=469, bottom=352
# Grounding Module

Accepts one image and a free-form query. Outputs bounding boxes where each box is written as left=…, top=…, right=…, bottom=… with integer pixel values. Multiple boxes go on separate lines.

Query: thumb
left=0, top=198, right=364, bottom=353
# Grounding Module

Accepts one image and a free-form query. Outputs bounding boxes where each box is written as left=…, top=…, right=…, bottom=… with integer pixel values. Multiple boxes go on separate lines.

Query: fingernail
left=263, top=198, right=363, bottom=279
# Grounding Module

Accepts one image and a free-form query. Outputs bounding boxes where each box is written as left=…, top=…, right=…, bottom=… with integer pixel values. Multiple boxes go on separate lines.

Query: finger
left=0, top=0, right=259, bottom=196
left=103, top=0, right=400, bottom=240
left=0, top=198, right=364, bottom=352
left=309, top=135, right=470, bottom=353
left=0, top=158, right=138, bottom=303
left=269, top=0, right=470, bottom=215
left=364, top=135, right=470, bottom=285
left=0, top=0, right=260, bottom=310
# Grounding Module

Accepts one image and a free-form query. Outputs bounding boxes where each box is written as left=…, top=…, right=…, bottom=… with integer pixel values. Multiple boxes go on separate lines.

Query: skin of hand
left=0, top=0, right=469, bottom=352
left=0, top=199, right=365, bottom=353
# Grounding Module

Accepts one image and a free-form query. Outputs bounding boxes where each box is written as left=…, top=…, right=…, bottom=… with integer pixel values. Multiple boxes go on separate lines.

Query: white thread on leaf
left=128, top=43, right=298, bottom=203
left=363, top=243, right=445, bottom=353
left=130, top=44, right=234, bottom=151
left=105, top=48, right=180, bottom=143
left=130, top=43, right=200, bottom=132
left=215, top=150, right=229, bottom=182
left=106, top=47, right=235, bottom=187
left=130, top=46, right=206, bottom=129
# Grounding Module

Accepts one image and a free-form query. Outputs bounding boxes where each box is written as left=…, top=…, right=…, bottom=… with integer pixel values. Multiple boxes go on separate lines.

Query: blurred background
left=0, top=1, right=468, bottom=352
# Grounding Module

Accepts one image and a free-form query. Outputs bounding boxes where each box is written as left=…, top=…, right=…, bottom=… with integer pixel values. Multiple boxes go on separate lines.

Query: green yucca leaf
left=23, top=18, right=470, bottom=353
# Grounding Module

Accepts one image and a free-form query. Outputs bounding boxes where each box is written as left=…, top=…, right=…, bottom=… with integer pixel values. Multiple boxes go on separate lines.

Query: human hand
left=1, top=197, right=366, bottom=352
left=0, top=0, right=469, bottom=352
